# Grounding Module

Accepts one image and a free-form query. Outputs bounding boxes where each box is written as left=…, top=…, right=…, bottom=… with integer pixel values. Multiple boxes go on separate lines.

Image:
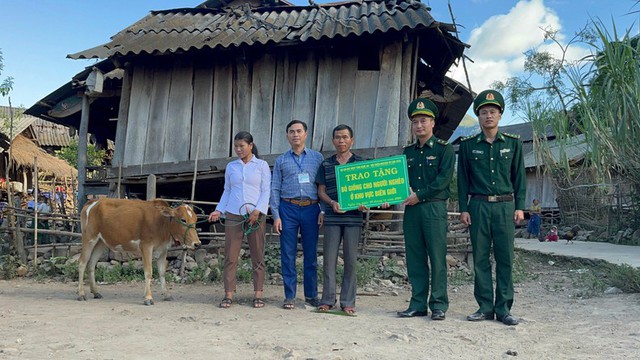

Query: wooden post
left=113, top=65, right=132, bottom=167
left=4, top=98, right=26, bottom=262
left=362, top=210, right=370, bottom=255
left=116, top=161, right=123, bottom=199
left=77, top=94, right=90, bottom=213
left=190, top=135, right=200, bottom=202
left=146, top=174, right=156, bottom=200
left=33, top=157, right=39, bottom=269
left=70, top=172, right=77, bottom=214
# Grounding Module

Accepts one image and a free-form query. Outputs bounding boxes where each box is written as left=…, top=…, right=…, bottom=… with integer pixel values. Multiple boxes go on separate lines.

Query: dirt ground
left=1, top=267, right=639, bottom=360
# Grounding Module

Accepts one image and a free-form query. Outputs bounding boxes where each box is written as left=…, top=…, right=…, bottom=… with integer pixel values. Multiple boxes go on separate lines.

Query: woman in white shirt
left=209, top=131, right=271, bottom=309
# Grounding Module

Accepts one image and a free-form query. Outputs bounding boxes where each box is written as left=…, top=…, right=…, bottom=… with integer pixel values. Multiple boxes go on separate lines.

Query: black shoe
left=305, top=297, right=320, bottom=307
left=497, top=313, right=519, bottom=326
left=397, top=309, right=428, bottom=318
left=466, top=311, right=494, bottom=321
left=431, top=310, right=446, bottom=320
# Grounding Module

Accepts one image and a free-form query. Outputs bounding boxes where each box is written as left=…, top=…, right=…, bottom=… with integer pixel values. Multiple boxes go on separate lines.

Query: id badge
left=298, top=172, right=310, bottom=184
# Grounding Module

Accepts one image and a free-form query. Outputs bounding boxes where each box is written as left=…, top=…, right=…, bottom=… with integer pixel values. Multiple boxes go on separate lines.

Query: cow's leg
left=157, top=249, right=173, bottom=301
left=87, top=240, right=108, bottom=299
left=142, top=246, right=155, bottom=305
left=77, top=236, right=99, bottom=301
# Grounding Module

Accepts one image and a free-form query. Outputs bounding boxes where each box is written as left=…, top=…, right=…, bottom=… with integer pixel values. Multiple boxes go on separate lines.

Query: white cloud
left=448, top=0, right=591, bottom=94
left=467, top=0, right=562, bottom=60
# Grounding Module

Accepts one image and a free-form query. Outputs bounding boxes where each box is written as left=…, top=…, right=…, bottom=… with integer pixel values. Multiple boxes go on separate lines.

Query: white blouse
left=215, top=156, right=271, bottom=216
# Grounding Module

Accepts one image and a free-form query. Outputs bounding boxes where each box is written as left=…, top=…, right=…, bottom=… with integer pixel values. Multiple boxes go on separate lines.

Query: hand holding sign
left=401, top=188, right=419, bottom=206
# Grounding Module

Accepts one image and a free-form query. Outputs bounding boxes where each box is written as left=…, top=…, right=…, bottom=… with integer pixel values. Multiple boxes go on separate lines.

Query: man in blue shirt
left=271, top=120, right=324, bottom=310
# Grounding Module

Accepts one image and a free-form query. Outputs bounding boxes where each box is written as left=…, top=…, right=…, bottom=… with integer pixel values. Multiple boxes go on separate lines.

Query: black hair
left=332, top=124, right=354, bottom=138
left=286, top=119, right=308, bottom=132
left=234, top=131, right=259, bottom=158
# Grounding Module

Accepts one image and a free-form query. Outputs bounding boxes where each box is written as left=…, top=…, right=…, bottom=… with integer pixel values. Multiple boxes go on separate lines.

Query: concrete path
left=515, top=238, right=640, bottom=268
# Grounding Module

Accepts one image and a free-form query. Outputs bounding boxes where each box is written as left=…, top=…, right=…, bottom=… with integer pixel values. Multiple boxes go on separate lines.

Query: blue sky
left=1, top=0, right=638, bottom=125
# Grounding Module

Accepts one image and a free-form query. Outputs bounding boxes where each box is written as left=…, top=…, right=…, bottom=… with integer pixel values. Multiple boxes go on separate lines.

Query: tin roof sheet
left=69, top=1, right=454, bottom=59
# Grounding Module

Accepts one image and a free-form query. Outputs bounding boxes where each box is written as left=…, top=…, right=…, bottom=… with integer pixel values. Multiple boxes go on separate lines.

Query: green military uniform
left=457, top=90, right=526, bottom=319
left=402, top=98, right=455, bottom=313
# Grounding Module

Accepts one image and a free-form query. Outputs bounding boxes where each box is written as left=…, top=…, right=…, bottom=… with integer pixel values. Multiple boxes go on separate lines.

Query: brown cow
left=77, top=198, right=201, bottom=305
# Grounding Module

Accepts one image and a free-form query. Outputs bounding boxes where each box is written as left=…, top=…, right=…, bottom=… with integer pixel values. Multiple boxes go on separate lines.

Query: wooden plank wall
left=144, top=63, right=171, bottom=164
left=124, top=65, right=153, bottom=166
left=191, top=59, right=215, bottom=160
left=249, top=53, right=276, bottom=155
left=122, top=37, right=412, bottom=167
left=163, top=60, right=194, bottom=163
left=271, top=51, right=297, bottom=153
left=210, top=59, right=233, bottom=159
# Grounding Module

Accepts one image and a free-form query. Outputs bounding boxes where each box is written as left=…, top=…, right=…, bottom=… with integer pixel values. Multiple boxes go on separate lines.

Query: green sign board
left=335, top=155, right=410, bottom=211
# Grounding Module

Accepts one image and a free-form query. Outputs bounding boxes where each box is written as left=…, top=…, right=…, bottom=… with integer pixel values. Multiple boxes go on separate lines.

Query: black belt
left=471, top=195, right=513, bottom=202
left=283, top=198, right=318, bottom=207
left=425, top=198, right=446, bottom=202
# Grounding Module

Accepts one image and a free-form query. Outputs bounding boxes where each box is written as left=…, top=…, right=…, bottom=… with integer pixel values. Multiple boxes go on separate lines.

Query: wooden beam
left=112, top=65, right=132, bottom=166
left=107, top=146, right=404, bottom=178
left=77, top=94, right=90, bottom=213
left=146, top=174, right=157, bottom=200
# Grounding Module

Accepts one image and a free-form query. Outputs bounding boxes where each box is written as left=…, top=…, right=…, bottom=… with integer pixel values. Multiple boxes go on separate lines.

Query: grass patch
left=515, top=249, right=640, bottom=298
left=603, top=263, right=640, bottom=293
left=449, top=268, right=473, bottom=286
left=0, top=255, right=21, bottom=280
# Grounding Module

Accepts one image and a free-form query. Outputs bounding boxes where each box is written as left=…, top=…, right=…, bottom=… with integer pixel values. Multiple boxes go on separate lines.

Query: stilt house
left=27, top=0, right=472, bottom=204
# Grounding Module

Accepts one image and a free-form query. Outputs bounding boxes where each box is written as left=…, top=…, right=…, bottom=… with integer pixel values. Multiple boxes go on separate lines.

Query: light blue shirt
left=270, top=147, right=324, bottom=220
left=216, top=156, right=271, bottom=216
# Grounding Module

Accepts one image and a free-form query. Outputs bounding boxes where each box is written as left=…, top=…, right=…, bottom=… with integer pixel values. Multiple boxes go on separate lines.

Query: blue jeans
left=279, top=200, right=320, bottom=300
left=527, top=215, right=541, bottom=236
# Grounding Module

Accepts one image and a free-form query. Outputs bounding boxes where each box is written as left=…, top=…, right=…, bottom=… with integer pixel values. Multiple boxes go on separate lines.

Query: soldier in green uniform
left=457, top=89, right=526, bottom=326
left=397, top=98, right=455, bottom=321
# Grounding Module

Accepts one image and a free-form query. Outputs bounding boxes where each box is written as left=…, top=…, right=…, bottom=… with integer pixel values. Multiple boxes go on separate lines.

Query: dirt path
left=1, top=276, right=639, bottom=359
left=515, top=238, right=640, bottom=267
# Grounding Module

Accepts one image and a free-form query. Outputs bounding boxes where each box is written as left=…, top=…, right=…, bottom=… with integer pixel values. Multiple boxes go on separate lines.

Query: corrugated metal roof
left=68, top=1, right=450, bottom=59
left=500, top=122, right=555, bottom=143
left=31, top=118, right=74, bottom=148
left=523, top=134, right=587, bottom=168
left=0, top=106, right=37, bottom=140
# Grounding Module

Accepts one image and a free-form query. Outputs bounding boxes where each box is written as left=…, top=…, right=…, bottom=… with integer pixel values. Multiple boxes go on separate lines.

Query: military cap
left=473, top=89, right=505, bottom=115
left=407, top=98, right=438, bottom=120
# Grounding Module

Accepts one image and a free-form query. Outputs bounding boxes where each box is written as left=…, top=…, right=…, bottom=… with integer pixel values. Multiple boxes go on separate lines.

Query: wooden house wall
left=120, top=36, right=415, bottom=167
left=526, top=172, right=558, bottom=208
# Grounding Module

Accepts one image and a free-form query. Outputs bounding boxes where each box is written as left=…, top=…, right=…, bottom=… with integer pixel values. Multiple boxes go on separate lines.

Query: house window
left=358, top=40, right=381, bottom=71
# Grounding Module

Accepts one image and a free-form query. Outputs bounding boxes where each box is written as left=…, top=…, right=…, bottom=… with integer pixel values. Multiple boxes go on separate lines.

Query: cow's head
left=159, top=204, right=201, bottom=249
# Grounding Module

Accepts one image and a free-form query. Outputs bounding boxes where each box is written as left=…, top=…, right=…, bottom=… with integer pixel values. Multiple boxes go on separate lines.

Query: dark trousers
left=468, top=199, right=515, bottom=317
left=403, top=201, right=449, bottom=312
left=320, top=224, right=361, bottom=308
left=279, top=200, right=320, bottom=300
left=223, top=212, right=266, bottom=293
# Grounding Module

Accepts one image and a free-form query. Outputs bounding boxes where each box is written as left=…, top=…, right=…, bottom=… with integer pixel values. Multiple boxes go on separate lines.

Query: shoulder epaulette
left=403, top=142, right=415, bottom=148
left=460, top=133, right=479, bottom=142
left=436, top=138, right=448, bottom=145
left=502, top=132, right=520, bottom=139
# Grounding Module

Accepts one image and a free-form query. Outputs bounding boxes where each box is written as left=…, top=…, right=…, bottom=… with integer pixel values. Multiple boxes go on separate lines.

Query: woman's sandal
left=253, top=298, right=265, bottom=308
left=283, top=299, right=295, bottom=310
left=219, top=298, right=232, bottom=308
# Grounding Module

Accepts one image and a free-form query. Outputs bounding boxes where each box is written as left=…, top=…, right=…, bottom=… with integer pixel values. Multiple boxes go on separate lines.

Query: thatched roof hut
left=9, top=134, right=77, bottom=178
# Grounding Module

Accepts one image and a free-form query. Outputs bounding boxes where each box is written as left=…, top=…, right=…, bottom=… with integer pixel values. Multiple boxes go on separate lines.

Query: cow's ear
left=157, top=206, right=175, bottom=218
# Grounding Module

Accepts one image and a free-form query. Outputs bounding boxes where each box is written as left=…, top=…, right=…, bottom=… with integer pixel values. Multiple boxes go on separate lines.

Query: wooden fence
left=1, top=200, right=471, bottom=262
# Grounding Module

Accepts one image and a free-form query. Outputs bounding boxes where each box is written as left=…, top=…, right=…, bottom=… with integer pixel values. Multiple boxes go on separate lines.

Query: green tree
left=0, top=49, right=14, bottom=96
left=55, top=138, right=106, bottom=168
left=496, top=17, right=640, bottom=231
